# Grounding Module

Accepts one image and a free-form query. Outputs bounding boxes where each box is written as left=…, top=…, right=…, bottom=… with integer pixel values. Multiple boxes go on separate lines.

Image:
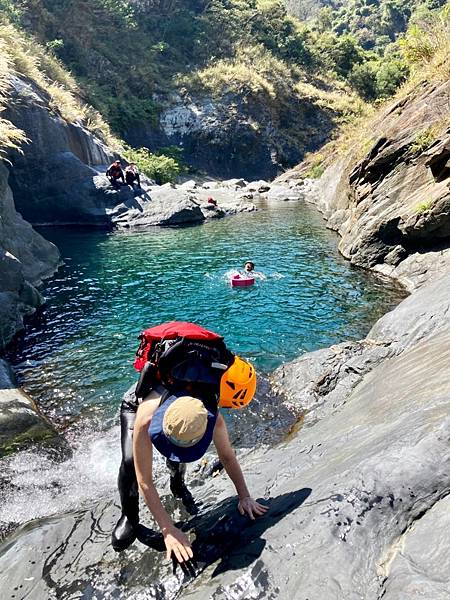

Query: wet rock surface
left=1, top=273, right=449, bottom=598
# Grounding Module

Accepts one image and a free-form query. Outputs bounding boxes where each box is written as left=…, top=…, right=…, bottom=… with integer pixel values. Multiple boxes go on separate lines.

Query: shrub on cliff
left=123, top=145, right=183, bottom=184
left=348, top=55, right=409, bottom=100
left=400, top=3, right=450, bottom=80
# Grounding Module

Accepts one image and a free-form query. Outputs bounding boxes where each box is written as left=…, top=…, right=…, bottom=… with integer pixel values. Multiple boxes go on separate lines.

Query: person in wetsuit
left=125, top=163, right=141, bottom=189
left=106, top=160, right=125, bottom=189
left=112, top=323, right=267, bottom=563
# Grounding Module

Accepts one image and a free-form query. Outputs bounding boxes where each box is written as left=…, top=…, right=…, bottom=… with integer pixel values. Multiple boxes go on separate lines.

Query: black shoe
left=170, top=477, right=199, bottom=515
left=111, top=514, right=138, bottom=552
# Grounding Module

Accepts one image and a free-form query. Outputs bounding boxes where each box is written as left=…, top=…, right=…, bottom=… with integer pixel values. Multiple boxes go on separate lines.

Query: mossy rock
left=0, top=387, right=59, bottom=457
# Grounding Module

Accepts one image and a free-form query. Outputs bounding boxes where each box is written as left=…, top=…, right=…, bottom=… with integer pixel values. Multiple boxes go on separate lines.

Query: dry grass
left=256, top=0, right=279, bottom=7
left=178, top=42, right=369, bottom=135
left=177, top=44, right=295, bottom=101
left=400, top=4, right=450, bottom=87
left=0, top=35, right=27, bottom=158
left=295, top=80, right=369, bottom=125
left=0, top=22, right=121, bottom=149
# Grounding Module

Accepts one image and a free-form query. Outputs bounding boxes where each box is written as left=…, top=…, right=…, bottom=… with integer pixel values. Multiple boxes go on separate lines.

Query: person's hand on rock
left=163, top=525, right=193, bottom=563
left=237, top=497, right=268, bottom=520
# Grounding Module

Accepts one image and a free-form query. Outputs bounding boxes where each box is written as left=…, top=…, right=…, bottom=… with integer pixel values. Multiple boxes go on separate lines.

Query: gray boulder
left=222, top=178, right=247, bottom=189
left=178, top=179, right=198, bottom=190
left=201, top=181, right=220, bottom=190
left=111, top=185, right=257, bottom=230
left=245, top=180, right=271, bottom=193
left=272, top=272, right=450, bottom=419
left=0, top=360, right=58, bottom=456
left=110, top=187, right=205, bottom=230
left=266, top=184, right=303, bottom=202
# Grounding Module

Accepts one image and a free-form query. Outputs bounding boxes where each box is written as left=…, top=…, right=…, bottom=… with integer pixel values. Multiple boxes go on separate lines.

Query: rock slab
left=1, top=273, right=449, bottom=598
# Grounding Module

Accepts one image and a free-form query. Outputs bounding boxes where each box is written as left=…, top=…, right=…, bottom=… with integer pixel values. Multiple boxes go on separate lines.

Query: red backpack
left=133, top=321, right=233, bottom=399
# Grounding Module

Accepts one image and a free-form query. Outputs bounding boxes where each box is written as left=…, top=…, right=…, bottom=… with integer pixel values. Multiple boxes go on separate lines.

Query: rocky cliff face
left=0, top=162, right=60, bottom=348
left=0, top=160, right=61, bottom=452
left=4, top=76, right=261, bottom=228
left=5, top=76, right=120, bottom=226
left=125, top=90, right=334, bottom=181
left=280, top=79, right=450, bottom=291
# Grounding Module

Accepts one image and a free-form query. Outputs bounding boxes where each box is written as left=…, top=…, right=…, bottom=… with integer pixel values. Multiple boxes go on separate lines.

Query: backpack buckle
left=211, top=362, right=228, bottom=370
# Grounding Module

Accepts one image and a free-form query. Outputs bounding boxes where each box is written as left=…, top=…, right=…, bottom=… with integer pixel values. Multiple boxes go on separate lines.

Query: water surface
left=9, top=200, right=404, bottom=426
left=0, top=199, right=406, bottom=537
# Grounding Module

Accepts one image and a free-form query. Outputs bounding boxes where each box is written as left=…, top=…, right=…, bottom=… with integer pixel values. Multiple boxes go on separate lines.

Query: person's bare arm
left=133, top=400, right=193, bottom=562
left=213, top=413, right=268, bottom=519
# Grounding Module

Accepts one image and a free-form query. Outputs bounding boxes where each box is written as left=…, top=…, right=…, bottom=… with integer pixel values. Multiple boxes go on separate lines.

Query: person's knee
left=120, top=456, right=135, bottom=475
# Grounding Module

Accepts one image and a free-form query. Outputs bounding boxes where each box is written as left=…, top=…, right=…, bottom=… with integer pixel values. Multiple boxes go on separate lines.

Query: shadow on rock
left=136, top=487, right=311, bottom=581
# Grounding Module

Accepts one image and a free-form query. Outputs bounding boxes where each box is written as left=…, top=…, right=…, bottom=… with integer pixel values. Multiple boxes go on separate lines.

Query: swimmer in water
left=243, top=261, right=265, bottom=279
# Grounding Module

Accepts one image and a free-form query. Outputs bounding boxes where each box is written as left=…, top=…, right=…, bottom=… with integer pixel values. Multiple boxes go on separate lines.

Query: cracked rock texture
left=1, top=269, right=449, bottom=599
left=278, top=80, right=450, bottom=290
left=125, top=89, right=335, bottom=181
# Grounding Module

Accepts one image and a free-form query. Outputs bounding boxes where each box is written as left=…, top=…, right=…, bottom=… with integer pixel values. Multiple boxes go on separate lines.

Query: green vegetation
left=0, top=0, right=446, bottom=169
left=399, top=2, right=450, bottom=82
left=300, top=2, right=450, bottom=178
left=415, top=199, right=433, bottom=213
left=409, top=127, right=437, bottom=155
left=8, top=0, right=441, bottom=138
left=311, top=0, right=447, bottom=50
left=304, top=153, right=325, bottom=178
left=122, top=145, right=184, bottom=184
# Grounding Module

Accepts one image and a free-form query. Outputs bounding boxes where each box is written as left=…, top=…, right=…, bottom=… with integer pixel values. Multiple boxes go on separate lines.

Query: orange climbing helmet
left=219, top=356, right=256, bottom=408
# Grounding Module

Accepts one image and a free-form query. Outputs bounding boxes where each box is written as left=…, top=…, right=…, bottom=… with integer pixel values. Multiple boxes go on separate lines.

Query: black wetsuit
left=117, top=383, right=219, bottom=528
left=113, top=335, right=230, bottom=551
left=117, top=385, right=171, bottom=526
left=106, top=164, right=125, bottom=188
left=125, top=168, right=141, bottom=187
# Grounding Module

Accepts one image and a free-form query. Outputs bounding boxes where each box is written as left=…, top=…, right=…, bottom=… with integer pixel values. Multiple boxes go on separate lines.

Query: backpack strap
left=158, top=388, right=173, bottom=407
left=135, top=361, right=158, bottom=400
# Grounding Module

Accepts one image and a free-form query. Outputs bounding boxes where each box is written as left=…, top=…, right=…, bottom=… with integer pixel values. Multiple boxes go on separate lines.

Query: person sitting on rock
left=207, top=196, right=217, bottom=206
left=125, top=163, right=141, bottom=189
left=106, top=160, right=125, bottom=189
left=112, top=321, right=267, bottom=563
